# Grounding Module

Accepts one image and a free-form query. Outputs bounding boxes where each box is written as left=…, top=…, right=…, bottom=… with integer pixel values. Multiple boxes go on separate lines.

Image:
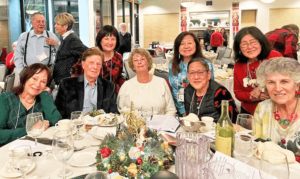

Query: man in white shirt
left=14, top=12, right=60, bottom=86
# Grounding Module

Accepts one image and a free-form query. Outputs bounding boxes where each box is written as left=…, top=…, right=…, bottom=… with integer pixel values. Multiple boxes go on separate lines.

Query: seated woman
left=169, top=31, right=214, bottom=116
left=0, top=64, right=61, bottom=146
left=5, top=41, right=17, bottom=73
left=184, top=58, right=239, bottom=123
left=254, top=57, right=300, bottom=146
left=118, top=48, right=176, bottom=116
left=233, top=26, right=282, bottom=115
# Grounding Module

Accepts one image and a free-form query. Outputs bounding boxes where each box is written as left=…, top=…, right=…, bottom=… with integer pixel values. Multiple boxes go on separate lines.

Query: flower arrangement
left=96, top=128, right=175, bottom=178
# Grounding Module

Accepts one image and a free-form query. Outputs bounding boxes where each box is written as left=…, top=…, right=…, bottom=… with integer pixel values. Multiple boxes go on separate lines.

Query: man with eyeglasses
left=14, top=12, right=60, bottom=86
left=265, top=24, right=299, bottom=60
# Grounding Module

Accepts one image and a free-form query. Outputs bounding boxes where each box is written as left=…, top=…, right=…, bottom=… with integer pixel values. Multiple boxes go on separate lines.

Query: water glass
left=236, top=114, right=255, bottom=136
left=26, top=112, right=44, bottom=146
left=234, top=134, right=253, bottom=165
left=207, top=161, right=235, bottom=179
left=259, top=150, right=289, bottom=179
left=12, top=146, right=33, bottom=179
left=52, top=130, right=74, bottom=179
left=71, top=111, right=84, bottom=140
left=84, top=171, right=110, bottom=179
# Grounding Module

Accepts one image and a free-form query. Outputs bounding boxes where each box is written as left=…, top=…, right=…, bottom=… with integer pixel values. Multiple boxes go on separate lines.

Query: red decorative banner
left=181, top=6, right=187, bottom=32
left=232, top=1, right=239, bottom=39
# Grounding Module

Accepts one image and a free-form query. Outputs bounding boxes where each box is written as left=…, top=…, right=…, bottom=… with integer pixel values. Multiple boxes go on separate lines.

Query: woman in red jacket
left=210, top=27, right=223, bottom=53
left=5, top=42, right=17, bottom=73
left=233, top=26, right=282, bottom=115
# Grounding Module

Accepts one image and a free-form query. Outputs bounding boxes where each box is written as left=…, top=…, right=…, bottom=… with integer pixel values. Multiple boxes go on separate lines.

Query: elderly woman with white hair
left=117, top=22, right=132, bottom=56
left=118, top=48, right=176, bottom=116
left=53, top=12, right=87, bottom=84
left=254, top=57, right=300, bottom=148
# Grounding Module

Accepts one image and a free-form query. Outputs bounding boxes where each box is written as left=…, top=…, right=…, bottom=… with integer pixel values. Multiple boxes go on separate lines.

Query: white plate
left=96, top=114, right=120, bottom=127
left=0, top=160, right=35, bottom=178
left=69, top=151, right=96, bottom=167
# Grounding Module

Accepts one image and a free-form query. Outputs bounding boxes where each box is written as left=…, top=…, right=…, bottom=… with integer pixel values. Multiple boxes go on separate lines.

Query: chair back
left=154, top=69, right=168, bottom=81
left=0, top=64, right=7, bottom=82
left=216, top=50, right=226, bottom=61
left=4, top=73, right=15, bottom=92
left=124, top=60, right=136, bottom=79
left=223, top=48, right=232, bottom=58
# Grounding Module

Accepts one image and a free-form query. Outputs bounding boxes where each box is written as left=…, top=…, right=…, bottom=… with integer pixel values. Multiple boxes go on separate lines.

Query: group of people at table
left=0, top=12, right=300, bottom=165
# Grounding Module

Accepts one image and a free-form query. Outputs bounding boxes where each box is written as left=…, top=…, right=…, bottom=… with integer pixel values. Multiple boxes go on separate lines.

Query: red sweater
left=233, top=50, right=282, bottom=114
left=210, top=32, right=223, bottom=47
left=5, top=52, right=15, bottom=70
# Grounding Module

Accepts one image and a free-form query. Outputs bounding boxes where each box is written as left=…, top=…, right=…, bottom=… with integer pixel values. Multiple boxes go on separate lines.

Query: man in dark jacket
left=203, top=25, right=213, bottom=51
left=117, top=23, right=132, bottom=56
left=55, top=48, right=118, bottom=119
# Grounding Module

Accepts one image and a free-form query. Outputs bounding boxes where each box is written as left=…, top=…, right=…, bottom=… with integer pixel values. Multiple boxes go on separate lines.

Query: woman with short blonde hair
left=53, top=12, right=87, bottom=84
left=118, top=48, right=176, bottom=116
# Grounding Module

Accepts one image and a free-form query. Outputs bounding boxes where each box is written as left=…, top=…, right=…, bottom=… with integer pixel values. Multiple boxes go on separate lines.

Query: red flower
left=281, top=139, right=286, bottom=144
left=100, top=148, right=112, bottom=158
left=137, top=157, right=143, bottom=165
left=295, top=156, right=300, bottom=163
left=109, top=169, right=113, bottom=174
left=138, top=147, right=144, bottom=151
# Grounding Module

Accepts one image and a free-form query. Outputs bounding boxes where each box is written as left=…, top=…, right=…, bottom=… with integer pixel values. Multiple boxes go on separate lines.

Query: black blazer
left=53, top=33, right=88, bottom=84
left=55, top=75, right=118, bottom=119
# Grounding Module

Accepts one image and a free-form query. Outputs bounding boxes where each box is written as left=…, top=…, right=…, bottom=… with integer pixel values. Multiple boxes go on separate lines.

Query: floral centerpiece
left=95, top=102, right=175, bottom=178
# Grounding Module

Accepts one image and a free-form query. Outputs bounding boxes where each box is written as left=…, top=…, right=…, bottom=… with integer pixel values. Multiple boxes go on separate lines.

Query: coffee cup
left=201, top=116, right=214, bottom=132
left=55, top=119, right=72, bottom=131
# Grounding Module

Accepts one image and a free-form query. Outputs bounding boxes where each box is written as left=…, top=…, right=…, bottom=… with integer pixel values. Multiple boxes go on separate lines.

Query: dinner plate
left=0, top=160, right=35, bottom=178
left=96, top=114, right=120, bottom=127
left=69, top=151, right=96, bottom=167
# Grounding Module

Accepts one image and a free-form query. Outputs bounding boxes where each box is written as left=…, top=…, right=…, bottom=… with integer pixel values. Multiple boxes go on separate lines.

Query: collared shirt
left=62, top=29, right=74, bottom=40
left=14, top=30, right=60, bottom=71
left=265, top=28, right=298, bottom=60
left=83, top=75, right=98, bottom=112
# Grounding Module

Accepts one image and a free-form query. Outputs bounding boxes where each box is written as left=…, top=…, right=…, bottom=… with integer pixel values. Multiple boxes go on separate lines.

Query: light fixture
left=260, top=0, right=275, bottom=3
left=26, top=10, right=38, bottom=15
left=181, top=0, right=195, bottom=7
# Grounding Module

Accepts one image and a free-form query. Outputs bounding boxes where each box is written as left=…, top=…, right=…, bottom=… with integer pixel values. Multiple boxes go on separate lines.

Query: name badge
left=177, top=94, right=184, bottom=102
left=37, top=52, right=48, bottom=62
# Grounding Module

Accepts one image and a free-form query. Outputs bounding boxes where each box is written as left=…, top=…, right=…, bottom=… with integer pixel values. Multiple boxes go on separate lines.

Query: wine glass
left=12, top=145, right=33, bottom=179
left=26, top=112, right=44, bottom=146
left=84, top=171, right=110, bottom=179
left=236, top=114, right=255, bottom=136
left=259, top=149, right=289, bottom=179
left=71, top=111, right=84, bottom=140
left=52, top=130, right=74, bottom=179
left=207, top=161, right=235, bottom=179
left=234, top=134, right=253, bottom=165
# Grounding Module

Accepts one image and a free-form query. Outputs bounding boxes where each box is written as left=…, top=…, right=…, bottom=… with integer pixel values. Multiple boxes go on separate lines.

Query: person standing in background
left=5, top=42, right=17, bottom=73
left=220, top=28, right=228, bottom=47
left=117, top=23, right=132, bottom=56
left=203, top=25, right=212, bottom=51
left=210, top=27, right=224, bottom=53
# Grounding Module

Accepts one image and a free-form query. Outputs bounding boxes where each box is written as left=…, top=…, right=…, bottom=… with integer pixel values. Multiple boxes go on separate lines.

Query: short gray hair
left=31, top=12, right=44, bottom=21
left=119, top=22, right=126, bottom=29
left=256, top=57, right=300, bottom=88
left=12, top=41, right=17, bottom=48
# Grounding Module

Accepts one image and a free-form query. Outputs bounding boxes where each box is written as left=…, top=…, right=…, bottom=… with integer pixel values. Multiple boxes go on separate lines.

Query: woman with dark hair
left=220, top=28, right=228, bottom=47
left=0, top=63, right=61, bottom=146
left=233, top=26, right=282, bottom=115
left=185, top=58, right=238, bottom=122
left=96, top=25, right=125, bottom=93
left=53, top=12, right=87, bottom=84
left=169, top=31, right=214, bottom=116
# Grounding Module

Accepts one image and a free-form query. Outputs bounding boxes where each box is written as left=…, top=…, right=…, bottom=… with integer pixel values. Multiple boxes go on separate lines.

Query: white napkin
left=253, top=141, right=295, bottom=164
left=88, top=126, right=116, bottom=139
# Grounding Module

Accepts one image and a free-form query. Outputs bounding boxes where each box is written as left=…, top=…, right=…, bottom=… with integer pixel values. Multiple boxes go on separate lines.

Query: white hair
left=256, top=57, right=300, bottom=88
left=119, top=23, right=126, bottom=29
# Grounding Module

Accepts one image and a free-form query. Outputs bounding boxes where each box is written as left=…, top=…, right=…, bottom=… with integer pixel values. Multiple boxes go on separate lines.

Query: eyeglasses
left=240, top=39, right=259, bottom=49
left=187, top=70, right=208, bottom=78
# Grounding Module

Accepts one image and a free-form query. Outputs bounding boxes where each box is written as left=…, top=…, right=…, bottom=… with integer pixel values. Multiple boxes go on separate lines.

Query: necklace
left=189, top=90, right=207, bottom=116
left=19, top=95, right=35, bottom=104
left=273, top=99, right=299, bottom=145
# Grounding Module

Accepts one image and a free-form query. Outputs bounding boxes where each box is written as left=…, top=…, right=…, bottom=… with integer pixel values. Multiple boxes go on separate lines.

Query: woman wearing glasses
left=233, top=26, right=282, bottom=115
left=185, top=58, right=238, bottom=123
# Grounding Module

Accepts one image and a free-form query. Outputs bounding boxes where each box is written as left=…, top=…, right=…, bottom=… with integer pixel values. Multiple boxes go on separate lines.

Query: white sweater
left=118, top=75, right=176, bottom=116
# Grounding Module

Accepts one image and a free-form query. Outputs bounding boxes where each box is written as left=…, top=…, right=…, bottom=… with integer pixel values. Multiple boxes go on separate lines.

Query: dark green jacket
left=0, top=91, right=61, bottom=146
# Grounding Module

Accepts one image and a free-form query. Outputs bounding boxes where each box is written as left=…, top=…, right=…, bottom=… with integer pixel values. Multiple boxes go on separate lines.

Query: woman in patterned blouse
left=184, top=58, right=238, bottom=123
left=96, top=25, right=126, bottom=94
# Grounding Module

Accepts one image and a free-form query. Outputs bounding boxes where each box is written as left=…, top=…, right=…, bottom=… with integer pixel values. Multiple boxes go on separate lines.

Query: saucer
left=0, top=160, right=35, bottom=178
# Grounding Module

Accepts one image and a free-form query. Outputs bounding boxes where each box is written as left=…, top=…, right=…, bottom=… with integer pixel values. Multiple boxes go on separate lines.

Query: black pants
left=212, top=47, right=218, bottom=53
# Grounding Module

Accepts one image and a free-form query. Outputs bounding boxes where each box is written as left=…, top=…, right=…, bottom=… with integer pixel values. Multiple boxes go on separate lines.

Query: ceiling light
left=181, top=0, right=195, bottom=7
left=260, top=0, right=275, bottom=3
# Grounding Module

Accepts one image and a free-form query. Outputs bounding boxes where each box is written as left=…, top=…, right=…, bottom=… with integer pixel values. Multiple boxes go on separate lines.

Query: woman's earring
left=178, top=54, right=181, bottom=59
left=239, top=51, right=242, bottom=55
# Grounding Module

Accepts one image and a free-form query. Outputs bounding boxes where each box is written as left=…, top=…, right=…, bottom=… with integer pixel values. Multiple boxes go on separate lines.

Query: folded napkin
left=253, top=141, right=295, bottom=164
left=88, top=126, right=116, bottom=139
